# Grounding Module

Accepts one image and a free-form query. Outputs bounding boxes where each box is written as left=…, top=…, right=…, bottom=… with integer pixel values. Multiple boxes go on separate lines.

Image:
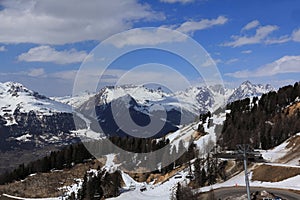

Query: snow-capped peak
left=228, top=81, right=274, bottom=103
left=54, top=81, right=273, bottom=122
left=97, top=85, right=168, bottom=106
left=52, top=91, right=95, bottom=108
left=93, top=84, right=228, bottom=116
left=0, top=81, right=71, bottom=125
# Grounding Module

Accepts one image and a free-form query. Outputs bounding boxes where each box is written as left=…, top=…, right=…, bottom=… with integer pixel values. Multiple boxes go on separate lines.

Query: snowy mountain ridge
left=52, top=92, right=95, bottom=108
left=68, top=81, right=272, bottom=115
left=0, top=82, right=71, bottom=126
left=0, top=80, right=273, bottom=132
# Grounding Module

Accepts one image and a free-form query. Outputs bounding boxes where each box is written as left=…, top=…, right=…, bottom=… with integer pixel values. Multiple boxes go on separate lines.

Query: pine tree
left=201, top=167, right=207, bottom=186
left=175, top=183, right=197, bottom=200
left=194, top=158, right=202, bottom=187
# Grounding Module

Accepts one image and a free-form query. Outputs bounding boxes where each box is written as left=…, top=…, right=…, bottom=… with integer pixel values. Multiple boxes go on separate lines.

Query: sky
left=0, top=0, right=300, bottom=96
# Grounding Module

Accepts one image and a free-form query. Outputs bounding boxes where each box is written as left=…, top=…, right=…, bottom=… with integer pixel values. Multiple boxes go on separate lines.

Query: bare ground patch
left=0, top=159, right=104, bottom=198
left=283, top=102, right=300, bottom=118
left=278, top=134, right=300, bottom=164
left=252, top=164, right=300, bottom=182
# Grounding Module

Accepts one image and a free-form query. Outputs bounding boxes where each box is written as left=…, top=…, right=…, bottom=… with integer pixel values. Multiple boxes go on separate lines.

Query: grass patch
left=252, top=164, right=300, bottom=182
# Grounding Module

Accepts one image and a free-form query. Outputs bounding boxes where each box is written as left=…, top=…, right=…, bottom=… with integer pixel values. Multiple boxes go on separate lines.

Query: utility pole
left=237, top=144, right=251, bottom=200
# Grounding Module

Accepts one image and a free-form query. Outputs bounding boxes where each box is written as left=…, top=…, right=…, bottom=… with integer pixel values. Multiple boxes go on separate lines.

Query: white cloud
left=0, top=46, right=7, bottom=52
left=50, top=70, right=78, bottom=80
left=214, top=59, right=222, bottom=64
left=292, top=28, right=300, bottom=42
left=27, top=68, right=46, bottom=77
left=107, top=16, right=228, bottom=48
left=105, top=28, right=188, bottom=48
left=53, top=65, right=193, bottom=94
left=265, top=35, right=291, bottom=44
left=0, top=67, right=46, bottom=77
left=0, top=0, right=163, bottom=45
left=223, top=25, right=278, bottom=47
left=224, top=21, right=300, bottom=47
left=107, top=66, right=192, bottom=92
left=160, top=0, right=195, bottom=4
left=241, top=50, right=252, bottom=54
left=225, top=58, right=238, bottom=64
left=176, top=16, right=228, bottom=34
left=263, top=28, right=300, bottom=44
left=18, top=46, right=90, bottom=64
left=241, top=20, right=260, bottom=31
left=226, top=55, right=300, bottom=78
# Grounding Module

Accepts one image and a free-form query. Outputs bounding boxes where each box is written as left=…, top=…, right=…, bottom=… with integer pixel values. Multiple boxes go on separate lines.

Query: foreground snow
left=2, top=194, right=60, bottom=200
left=198, top=133, right=300, bottom=193
left=260, top=132, right=300, bottom=165
left=198, top=171, right=300, bottom=193
left=108, top=171, right=190, bottom=200
left=165, top=110, right=227, bottom=155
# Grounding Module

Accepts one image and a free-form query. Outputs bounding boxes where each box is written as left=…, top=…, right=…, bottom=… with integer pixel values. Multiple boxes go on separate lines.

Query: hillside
left=0, top=108, right=228, bottom=199
left=1, top=131, right=299, bottom=200
left=1, top=81, right=297, bottom=200
left=220, top=82, right=300, bottom=150
left=0, top=82, right=78, bottom=174
left=0, top=82, right=75, bottom=149
left=0, top=80, right=271, bottom=175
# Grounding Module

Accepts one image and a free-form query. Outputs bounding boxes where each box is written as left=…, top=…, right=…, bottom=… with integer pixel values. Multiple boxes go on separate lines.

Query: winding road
left=198, top=186, right=300, bottom=200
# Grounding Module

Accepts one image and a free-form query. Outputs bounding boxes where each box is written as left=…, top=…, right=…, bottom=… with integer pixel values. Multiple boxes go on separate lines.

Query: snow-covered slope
left=260, top=132, right=300, bottom=165
left=165, top=108, right=228, bottom=156
left=0, top=82, right=71, bottom=125
left=0, top=82, right=77, bottom=153
left=52, top=92, right=95, bottom=108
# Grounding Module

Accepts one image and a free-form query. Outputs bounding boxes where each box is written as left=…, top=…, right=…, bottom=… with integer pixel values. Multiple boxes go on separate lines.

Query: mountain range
left=0, top=80, right=274, bottom=150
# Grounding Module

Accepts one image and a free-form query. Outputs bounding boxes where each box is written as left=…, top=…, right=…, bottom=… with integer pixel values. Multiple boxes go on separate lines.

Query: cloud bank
left=226, top=55, right=300, bottom=78
left=0, top=0, right=163, bottom=45
left=18, top=46, right=90, bottom=64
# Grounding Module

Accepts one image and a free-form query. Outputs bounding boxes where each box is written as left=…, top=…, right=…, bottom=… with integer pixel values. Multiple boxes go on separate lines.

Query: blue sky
left=0, top=0, right=300, bottom=96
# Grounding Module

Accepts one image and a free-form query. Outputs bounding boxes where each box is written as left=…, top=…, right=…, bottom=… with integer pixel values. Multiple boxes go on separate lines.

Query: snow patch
left=15, top=134, right=32, bottom=142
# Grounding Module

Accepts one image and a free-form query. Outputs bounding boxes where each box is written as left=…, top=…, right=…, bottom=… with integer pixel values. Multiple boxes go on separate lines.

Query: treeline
left=1, top=128, right=229, bottom=198
left=0, top=142, right=92, bottom=185
left=109, top=136, right=170, bottom=153
left=0, top=136, right=171, bottom=185
left=171, top=153, right=227, bottom=200
left=68, top=169, right=122, bottom=200
left=114, top=138, right=199, bottom=175
left=194, top=154, right=227, bottom=187
left=219, top=82, right=300, bottom=150
left=172, top=183, right=198, bottom=200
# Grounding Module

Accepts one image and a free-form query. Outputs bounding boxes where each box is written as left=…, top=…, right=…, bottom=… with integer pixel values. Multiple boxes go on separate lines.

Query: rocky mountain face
left=0, top=82, right=77, bottom=152
left=77, top=81, right=272, bottom=116
left=75, top=85, right=222, bottom=138
left=74, top=81, right=272, bottom=138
